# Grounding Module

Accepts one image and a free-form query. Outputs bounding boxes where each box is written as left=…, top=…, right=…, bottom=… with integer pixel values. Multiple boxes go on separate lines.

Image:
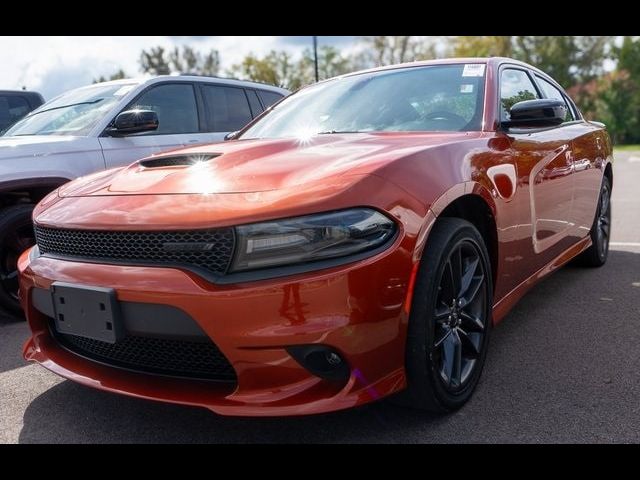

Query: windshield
left=4, top=83, right=137, bottom=137
left=241, top=64, right=486, bottom=140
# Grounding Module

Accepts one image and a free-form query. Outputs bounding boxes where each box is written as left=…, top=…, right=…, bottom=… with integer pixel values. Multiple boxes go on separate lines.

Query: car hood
left=0, top=135, right=87, bottom=159
left=59, top=132, right=481, bottom=197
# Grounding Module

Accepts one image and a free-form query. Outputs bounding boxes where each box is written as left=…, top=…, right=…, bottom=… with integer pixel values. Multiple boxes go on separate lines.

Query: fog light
left=287, top=345, right=350, bottom=383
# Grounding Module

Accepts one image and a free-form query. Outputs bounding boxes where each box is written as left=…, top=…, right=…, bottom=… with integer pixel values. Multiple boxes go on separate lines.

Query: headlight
left=230, top=208, right=397, bottom=273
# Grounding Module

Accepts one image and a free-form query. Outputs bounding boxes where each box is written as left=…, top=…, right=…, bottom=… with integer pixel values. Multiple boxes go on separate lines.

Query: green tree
left=140, top=46, right=171, bottom=75
left=298, top=45, right=353, bottom=82
left=228, top=50, right=298, bottom=89
left=450, top=36, right=612, bottom=89
left=585, top=36, right=640, bottom=144
left=140, top=45, right=220, bottom=76
left=353, top=36, right=438, bottom=69
left=453, top=36, right=512, bottom=57
left=512, top=36, right=611, bottom=88
left=93, top=69, right=127, bottom=84
left=614, top=36, right=640, bottom=78
left=594, top=70, right=640, bottom=144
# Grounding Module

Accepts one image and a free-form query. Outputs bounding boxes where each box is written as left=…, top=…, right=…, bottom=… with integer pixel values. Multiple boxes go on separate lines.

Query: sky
left=0, top=36, right=359, bottom=101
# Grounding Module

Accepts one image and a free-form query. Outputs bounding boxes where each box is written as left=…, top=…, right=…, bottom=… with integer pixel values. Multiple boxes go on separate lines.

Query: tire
left=576, top=176, right=611, bottom=268
left=0, top=204, right=35, bottom=315
left=395, top=218, right=493, bottom=412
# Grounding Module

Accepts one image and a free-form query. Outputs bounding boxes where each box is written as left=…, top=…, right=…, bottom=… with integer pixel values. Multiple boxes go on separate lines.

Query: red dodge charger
left=19, top=57, right=612, bottom=416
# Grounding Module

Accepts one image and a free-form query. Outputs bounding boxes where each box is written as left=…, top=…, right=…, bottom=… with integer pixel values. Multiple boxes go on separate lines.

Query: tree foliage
left=139, top=45, right=220, bottom=76
left=228, top=50, right=301, bottom=89
left=353, top=36, right=437, bottom=69
left=93, top=69, right=127, bottom=84
left=99, top=36, right=640, bottom=144
left=228, top=46, right=352, bottom=90
left=452, top=36, right=612, bottom=88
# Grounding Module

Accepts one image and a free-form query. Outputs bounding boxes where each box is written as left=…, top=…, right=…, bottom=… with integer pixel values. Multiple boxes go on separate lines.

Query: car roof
left=92, top=75, right=289, bottom=95
left=0, top=90, right=42, bottom=95
left=335, top=56, right=540, bottom=80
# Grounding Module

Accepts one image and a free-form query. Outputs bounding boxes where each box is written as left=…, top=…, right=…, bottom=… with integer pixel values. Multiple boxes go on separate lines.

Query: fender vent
left=139, top=154, right=221, bottom=168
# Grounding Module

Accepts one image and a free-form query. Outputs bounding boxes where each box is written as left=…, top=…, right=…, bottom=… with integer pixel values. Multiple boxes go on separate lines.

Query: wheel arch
left=413, top=182, right=499, bottom=291
left=0, top=177, right=71, bottom=208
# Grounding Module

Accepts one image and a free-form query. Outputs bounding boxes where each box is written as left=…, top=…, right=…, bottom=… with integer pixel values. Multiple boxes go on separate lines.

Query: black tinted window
left=257, top=90, right=283, bottom=109
left=201, top=85, right=252, bottom=132
left=0, top=95, right=31, bottom=131
left=129, top=83, right=198, bottom=134
left=535, top=76, right=575, bottom=122
left=246, top=89, right=264, bottom=117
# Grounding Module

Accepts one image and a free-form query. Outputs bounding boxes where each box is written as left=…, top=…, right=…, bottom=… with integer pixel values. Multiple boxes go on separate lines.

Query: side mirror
left=224, top=131, right=239, bottom=141
left=502, top=99, right=567, bottom=129
left=106, top=110, right=159, bottom=136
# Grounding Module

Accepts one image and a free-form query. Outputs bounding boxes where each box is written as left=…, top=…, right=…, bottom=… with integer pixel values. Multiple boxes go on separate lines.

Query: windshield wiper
left=30, top=98, right=105, bottom=116
left=317, top=130, right=365, bottom=134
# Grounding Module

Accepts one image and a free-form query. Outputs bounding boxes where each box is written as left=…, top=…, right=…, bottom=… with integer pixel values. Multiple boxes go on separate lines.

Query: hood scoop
left=139, top=153, right=222, bottom=168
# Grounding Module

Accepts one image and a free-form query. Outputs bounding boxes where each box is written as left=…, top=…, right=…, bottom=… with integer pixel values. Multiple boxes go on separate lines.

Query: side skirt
left=492, top=236, right=592, bottom=324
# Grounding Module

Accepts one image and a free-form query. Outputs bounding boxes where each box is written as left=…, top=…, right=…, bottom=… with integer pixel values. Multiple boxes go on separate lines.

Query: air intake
left=139, top=154, right=221, bottom=168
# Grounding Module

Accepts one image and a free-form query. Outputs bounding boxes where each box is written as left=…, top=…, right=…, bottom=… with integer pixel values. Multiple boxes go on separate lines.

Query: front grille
left=35, top=225, right=235, bottom=276
left=52, top=327, right=237, bottom=382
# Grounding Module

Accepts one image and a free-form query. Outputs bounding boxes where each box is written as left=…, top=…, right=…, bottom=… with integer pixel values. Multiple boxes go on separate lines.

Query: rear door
left=196, top=83, right=256, bottom=144
left=99, top=82, right=201, bottom=169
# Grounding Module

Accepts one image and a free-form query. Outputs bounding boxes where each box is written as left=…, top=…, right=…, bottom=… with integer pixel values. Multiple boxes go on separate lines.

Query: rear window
left=257, top=90, right=284, bottom=109
left=201, top=84, right=253, bottom=132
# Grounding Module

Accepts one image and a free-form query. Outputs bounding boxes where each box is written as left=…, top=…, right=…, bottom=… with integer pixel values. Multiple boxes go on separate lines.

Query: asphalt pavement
left=2, top=150, right=639, bottom=443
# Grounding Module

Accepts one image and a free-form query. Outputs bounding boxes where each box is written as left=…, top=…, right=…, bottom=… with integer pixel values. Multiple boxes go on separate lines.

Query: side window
left=245, top=89, right=264, bottom=117
left=257, top=90, right=284, bottom=109
left=535, top=76, right=575, bottom=122
left=500, top=69, right=540, bottom=121
left=201, top=85, right=253, bottom=132
left=128, top=83, right=198, bottom=134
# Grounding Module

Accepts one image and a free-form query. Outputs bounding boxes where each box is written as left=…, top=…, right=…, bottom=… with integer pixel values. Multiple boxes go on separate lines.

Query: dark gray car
left=0, top=90, right=44, bottom=133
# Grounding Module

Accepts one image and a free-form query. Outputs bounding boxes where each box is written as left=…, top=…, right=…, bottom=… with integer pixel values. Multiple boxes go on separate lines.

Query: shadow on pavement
left=17, top=249, right=640, bottom=443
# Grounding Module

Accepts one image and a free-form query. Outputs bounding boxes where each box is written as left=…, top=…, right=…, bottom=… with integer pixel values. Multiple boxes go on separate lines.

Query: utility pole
left=313, top=36, right=319, bottom=83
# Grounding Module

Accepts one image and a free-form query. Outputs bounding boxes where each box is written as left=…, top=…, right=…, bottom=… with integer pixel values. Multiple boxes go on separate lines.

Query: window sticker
left=462, top=64, right=486, bottom=77
left=460, top=84, right=474, bottom=93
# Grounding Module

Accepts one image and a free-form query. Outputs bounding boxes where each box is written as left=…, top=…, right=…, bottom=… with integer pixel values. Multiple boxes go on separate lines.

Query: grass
left=614, top=144, right=640, bottom=151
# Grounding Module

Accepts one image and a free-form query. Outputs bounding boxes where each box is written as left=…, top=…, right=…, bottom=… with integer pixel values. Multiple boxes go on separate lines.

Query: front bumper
left=19, top=236, right=414, bottom=416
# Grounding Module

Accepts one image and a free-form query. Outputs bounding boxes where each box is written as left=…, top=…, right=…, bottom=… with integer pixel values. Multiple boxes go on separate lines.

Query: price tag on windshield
left=462, top=64, right=486, bottom=77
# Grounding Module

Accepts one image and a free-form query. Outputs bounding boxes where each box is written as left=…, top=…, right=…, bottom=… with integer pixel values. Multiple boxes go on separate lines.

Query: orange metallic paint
left=19, top=58, right=612, bottom=415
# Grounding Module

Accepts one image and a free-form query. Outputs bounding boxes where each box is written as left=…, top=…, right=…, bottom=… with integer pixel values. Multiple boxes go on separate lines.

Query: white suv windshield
left=4, top=83, right=136, bottom=137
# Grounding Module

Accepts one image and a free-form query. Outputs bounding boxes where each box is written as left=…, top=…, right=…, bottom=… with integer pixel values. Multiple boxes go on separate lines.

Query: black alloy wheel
left=432, top=239, right=487, bottom=391
left=578, top=176, right=612, bottom=267
left=396, top=217, right=492, bottom=412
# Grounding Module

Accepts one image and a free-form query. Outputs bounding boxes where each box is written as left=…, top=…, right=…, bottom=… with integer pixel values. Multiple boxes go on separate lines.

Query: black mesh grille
left=52, top=327, right=237, bottom=382
left=35, top=225, right=234, bottom=275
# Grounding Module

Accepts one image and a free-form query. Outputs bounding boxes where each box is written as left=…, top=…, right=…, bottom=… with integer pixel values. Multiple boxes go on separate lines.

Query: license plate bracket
left=51, top=282, right=123, bottom=344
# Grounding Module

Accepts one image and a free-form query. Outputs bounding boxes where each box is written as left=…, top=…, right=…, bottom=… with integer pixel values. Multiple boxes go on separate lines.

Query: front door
left=500, top=68, right=575, bottom=258
left=99, top=82, right=202, bottom=169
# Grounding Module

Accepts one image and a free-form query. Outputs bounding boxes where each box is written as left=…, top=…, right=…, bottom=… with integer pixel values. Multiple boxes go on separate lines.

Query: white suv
left=0, top=75, right=289, bottom=313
